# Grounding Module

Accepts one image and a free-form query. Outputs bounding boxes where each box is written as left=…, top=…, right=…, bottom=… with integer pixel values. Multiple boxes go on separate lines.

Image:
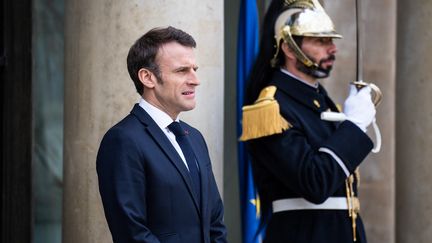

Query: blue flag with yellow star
left=237, top=0, right=261, bottom=242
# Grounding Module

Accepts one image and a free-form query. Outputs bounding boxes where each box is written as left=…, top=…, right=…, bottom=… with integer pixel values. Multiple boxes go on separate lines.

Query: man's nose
left=328, top=42, right=337, bottom=55
left=188, top=71, right=200, bottom=86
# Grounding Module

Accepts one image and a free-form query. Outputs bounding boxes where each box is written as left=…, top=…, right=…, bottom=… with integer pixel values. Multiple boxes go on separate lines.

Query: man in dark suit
left=240, top=0, right=376, bottom=242
left=96, top=26, right=227, bottom=243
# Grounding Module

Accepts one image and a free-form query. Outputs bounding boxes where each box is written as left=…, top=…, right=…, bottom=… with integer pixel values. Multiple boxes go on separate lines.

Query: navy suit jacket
left=97, top=104, right=227, bottom=243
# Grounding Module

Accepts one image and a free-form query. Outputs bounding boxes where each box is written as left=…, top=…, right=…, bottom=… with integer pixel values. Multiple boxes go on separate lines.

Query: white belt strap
left=272, top=197, right=354, bottom=213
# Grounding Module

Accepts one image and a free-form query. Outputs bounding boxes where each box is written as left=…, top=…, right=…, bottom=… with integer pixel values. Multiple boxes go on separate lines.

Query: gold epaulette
left=239, top=86, right=292, bottom=141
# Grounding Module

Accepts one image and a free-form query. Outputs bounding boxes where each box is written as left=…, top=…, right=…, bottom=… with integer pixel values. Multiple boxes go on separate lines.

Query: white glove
left=343, top=85, right=376, bottom=132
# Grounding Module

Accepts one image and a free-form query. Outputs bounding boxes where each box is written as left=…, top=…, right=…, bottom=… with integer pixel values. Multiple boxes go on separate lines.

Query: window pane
left=32, top=0, right=64, bottom=242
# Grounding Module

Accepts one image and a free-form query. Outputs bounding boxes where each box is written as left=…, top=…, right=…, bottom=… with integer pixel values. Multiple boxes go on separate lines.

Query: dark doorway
left=1, top=0, right=33, bottom=242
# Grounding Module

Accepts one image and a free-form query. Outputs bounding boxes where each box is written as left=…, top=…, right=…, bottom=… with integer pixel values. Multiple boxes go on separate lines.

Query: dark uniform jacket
left=247, top=70, right=373, bottom=243
left=97, top=104, right=227, bottom=243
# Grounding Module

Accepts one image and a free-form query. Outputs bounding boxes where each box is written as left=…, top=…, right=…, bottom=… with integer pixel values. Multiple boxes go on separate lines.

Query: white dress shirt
left=138, top=98, right=190, bottom=170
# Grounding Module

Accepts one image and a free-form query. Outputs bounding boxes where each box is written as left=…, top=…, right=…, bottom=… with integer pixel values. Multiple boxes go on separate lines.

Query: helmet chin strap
left=296, top=58, right=332, bottom=79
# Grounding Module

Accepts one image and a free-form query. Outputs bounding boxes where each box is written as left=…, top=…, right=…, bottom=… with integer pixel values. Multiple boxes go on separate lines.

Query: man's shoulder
left=102, top=107, right=148, bottom=139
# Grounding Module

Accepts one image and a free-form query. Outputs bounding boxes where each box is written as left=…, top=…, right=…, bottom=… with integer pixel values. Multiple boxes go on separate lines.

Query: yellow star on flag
left=249, top=195, right=261, bottom=218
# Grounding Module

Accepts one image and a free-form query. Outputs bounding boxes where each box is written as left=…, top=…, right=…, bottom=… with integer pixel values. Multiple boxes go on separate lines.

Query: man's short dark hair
left=127, top=26, right=196, bottom=95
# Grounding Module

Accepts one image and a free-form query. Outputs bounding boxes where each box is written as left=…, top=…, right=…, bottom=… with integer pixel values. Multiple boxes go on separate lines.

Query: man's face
left=150, top=42, right=200, bottom=119
left=298, top=36, right=337, bottom=78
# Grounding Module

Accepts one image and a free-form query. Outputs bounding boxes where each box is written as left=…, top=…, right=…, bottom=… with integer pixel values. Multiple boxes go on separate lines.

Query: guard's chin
left=298, top=63, right=332, bottom=79
left=313, top=66, right=332, bottom=79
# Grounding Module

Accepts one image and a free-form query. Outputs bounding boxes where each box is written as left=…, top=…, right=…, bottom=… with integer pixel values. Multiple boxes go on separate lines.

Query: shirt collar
left=280, top=67, right=319, bottom=89
left=138, top=98, right=178, bottom=130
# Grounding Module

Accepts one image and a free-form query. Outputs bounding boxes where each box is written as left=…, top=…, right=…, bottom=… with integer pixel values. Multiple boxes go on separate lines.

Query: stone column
left=63, top=1, right=224, bottom=242
left=396, top=1, right=432, bottom=242
left=324, top=1, right=397, bottom=242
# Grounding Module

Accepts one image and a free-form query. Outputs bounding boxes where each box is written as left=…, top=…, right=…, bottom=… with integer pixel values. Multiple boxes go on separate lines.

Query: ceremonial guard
left=241, top=0, right=380, bottom=242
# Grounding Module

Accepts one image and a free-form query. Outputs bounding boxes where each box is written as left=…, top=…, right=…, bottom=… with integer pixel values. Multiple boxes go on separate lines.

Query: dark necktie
left=168, top=122, right=201, bottom=203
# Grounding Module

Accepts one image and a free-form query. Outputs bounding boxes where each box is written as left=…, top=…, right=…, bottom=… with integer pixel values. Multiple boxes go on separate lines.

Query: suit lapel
left=130, top=105, right=201, bottom=214
left=187, top=132, right=209, bottom=217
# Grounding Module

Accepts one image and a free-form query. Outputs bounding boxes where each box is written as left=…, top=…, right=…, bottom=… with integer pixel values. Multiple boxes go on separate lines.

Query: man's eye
left=319, top=38, right=332, bottom=44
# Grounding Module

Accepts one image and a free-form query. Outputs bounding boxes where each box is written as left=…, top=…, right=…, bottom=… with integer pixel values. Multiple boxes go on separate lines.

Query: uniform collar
left=271, top=69, right=335, bottom=113
left=279, top=68, right=319, bottom=89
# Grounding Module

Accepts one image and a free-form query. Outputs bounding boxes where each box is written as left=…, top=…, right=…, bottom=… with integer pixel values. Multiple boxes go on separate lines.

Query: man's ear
left=281, top=42, right=296, bottom=61
left=138, top=68, right=156, bottom=88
